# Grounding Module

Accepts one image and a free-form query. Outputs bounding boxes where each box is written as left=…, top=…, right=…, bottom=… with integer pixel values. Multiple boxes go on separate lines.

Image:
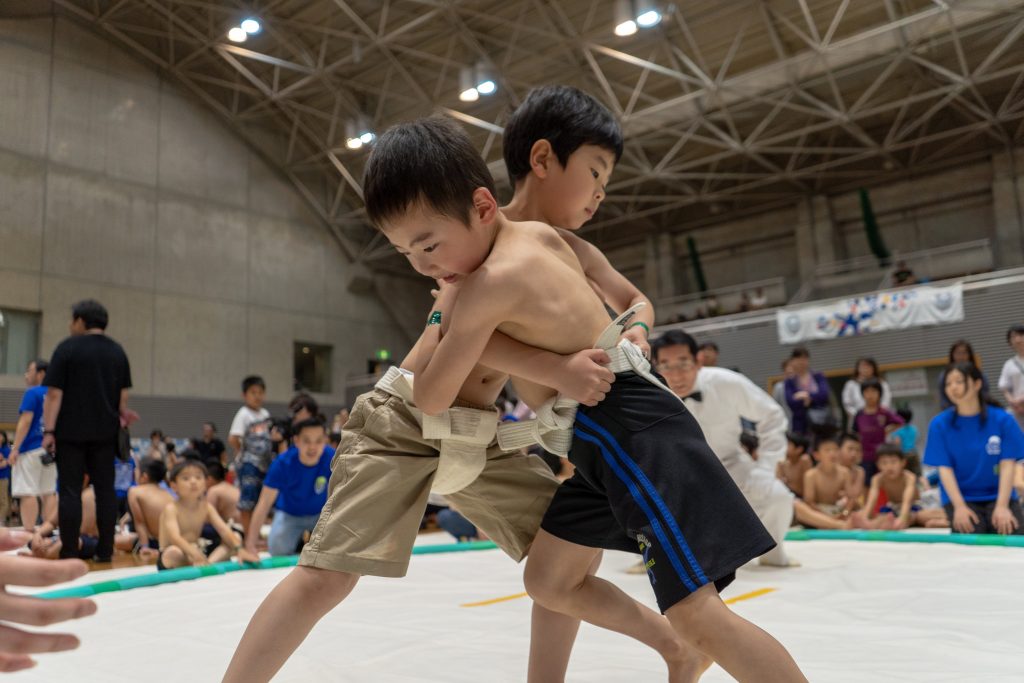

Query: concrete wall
left=608, top=155, right=1024, bottom=301
left=0, top=18, right=418, bottom=411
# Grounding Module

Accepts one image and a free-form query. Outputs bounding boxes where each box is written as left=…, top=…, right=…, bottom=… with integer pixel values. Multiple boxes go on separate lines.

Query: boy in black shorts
left=365, top=117, right=806, bottom=681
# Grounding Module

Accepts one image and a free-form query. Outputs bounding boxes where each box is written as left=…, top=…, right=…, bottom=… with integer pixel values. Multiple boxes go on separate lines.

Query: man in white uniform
left=652, top=330, right=796, bottom=567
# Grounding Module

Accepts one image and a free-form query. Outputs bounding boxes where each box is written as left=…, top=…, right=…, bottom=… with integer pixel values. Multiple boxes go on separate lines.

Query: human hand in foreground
left=0, top=530, right=97, bottom=672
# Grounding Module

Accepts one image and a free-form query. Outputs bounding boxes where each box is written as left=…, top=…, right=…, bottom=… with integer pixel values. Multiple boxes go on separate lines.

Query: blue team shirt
left=923, top=407, right=1024, bottom=505
left=18, top=385, right=47, bottom=452
left=263, top=446, right=334, bottom=517
left=0, top=445, right=10, bottom=480
left=892, top=424, right=919, bottom=453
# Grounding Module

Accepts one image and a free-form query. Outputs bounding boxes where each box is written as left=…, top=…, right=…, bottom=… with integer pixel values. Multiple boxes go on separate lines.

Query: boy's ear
left=471, top=187, right=499, bottom=224
left=529, top=139, right=554, bottom=179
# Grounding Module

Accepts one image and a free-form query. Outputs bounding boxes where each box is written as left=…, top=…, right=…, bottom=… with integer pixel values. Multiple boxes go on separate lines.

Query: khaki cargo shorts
left=299, top=389, right=561, bottom=577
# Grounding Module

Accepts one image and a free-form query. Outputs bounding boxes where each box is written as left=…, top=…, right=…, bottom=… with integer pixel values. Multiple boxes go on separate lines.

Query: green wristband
left=428, top=311, right=442, bottom=326
left=628, top=321, right=650, bottom=337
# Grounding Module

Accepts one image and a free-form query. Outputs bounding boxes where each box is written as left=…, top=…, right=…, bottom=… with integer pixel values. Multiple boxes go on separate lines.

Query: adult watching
left=41, top=300, right=133, bottom=562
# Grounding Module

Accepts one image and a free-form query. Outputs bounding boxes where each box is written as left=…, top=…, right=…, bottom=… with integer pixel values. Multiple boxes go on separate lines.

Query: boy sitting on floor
left=777, top=431, right=812, bottom=498
left=127, top=458, right=173, bottom=559
left=864, top=444, right=948, bottom=529
left=157, top=461, right=258, bottom=570
left=244, top=418, right=334, bottom=557
left=802, top=435, right=869, bottom=529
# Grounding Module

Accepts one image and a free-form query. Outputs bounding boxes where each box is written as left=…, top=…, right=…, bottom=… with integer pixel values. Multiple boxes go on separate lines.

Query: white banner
left=776, top=283, right=964, bottom=344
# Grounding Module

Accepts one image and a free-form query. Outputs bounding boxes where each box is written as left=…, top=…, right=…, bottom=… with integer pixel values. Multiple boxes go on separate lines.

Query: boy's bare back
left=130, top=484, right=173, bottom=533
left=208, top=482, right=239, bottom=523
left=777, top=455, right=813, bottom=497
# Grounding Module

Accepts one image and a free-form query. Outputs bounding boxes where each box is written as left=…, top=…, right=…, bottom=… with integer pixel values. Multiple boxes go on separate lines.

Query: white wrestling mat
left=13, top=533, right=1024, bottom=682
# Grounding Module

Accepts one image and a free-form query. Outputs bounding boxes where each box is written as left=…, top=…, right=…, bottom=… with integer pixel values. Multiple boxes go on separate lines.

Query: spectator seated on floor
left=800, top=434, right=870, bottom=529
left=27, top=487, right=136, bottom=560
left=776, top=432, right=812, bottom=498
left=837, top=433, right=867, bottom=505
left=127, top=458, right=173, bottom=559
left=864, top=445, right=948, bottom=529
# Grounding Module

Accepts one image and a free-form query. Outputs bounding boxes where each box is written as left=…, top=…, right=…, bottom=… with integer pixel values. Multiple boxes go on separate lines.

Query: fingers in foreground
left=0, top=531, right=32, bottom=553
left=0, top=593, right=97, bottom=627
left=0, top=624, right=81, bottom=654
left=0, top=557, right=88, bottom=587
left=0, top=653, right=35, bottom=672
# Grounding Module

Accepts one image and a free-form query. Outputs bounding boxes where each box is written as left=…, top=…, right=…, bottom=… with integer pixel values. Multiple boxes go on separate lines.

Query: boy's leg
left=159, top=546, right=187, bottom=569
left=19, top=496, right=39, bottom=532
left=236, top=462, right=263, bottom=537
left=526, top=551, right=600, bottom=683
left=268, top=511, right=306, bottom=556
left=664, top=584, right=807, bottom=683
left=40, top=493, right=57, bottom=530
left=793, top=499, right=849, bottom=530
left=524, top=530, right=709, bottom=682
left=223, top=565, right=359, bottom=683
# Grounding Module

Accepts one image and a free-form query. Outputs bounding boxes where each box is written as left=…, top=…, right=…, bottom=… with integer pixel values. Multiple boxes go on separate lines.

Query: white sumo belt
left=374, top=303, right=677, bottom=495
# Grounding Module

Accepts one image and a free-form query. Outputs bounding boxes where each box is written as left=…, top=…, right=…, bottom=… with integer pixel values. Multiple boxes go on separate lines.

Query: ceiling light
left=241, top=18, right=261, bottom=34
left=476, top=80, right=496, bottom=95
left=345, top=137, right=363, bottom=150
left=613, top=0, right=637, bottom=36
left=227, top=27, right=247, bottom=42
left=458, top=66, right=479, bottom=102
left=359, top=132, right=375, bottom=144
left=636, top=10, right=661, bottom=27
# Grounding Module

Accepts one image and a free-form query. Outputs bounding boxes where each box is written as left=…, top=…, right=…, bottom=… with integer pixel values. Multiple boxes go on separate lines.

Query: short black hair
left=839, top=432, right=860, bottom=447
left=896, top=406, right=913, bottom=422
left=1007, top=324, right=1024, bottom=343
left=503, top=85, right=624, bottom=183
left=30, top=358, right=48, bottom=373
left=651, top=329, right=698, bottom=360
left=141, top=457, right=167, bottom=484
left=150, top=429, right=164, bottom=439
left=288, top=393, right=319, bottom=418
left=814, top=434, right=841, bottom=450
left=179, top=448, right=201, bottom=461
left=242, top=375, right=266, bottom=393
left=854, top=357, right=880, bottom=378
left=875, top=444, right=905, bottom=460
left=71, top=299, right=108, bottom=330
left=860, top=377, right=883, bottom=396
left=786, top=431, right=810, bottom=454
left=790, top=347, right=810, bottom=359
left=169, top=459, right=207, bottom=482
left=205, top=461, right=227, bottom=482
left=203, top=421, right=217, bottom=432
left=364, top=116, right=496, bottom=228
left=699, top=341, right=719, bottom=352
left=293, top=417, right=327, bottom=436
left=165, top=441, right=176, bottom=453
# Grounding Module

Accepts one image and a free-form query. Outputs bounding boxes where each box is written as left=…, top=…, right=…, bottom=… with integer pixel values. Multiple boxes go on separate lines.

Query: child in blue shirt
left=924, top=363, right=1024, bottom=534
left=890, top=406, right=920, bottom=474
left=244, top=418, right=334, bottom=557
left=0, top=431, right=11, bottom=524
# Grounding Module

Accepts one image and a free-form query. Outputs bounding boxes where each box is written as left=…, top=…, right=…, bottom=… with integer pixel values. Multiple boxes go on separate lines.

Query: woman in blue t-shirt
left=924, top=362, right=1024, bottom=535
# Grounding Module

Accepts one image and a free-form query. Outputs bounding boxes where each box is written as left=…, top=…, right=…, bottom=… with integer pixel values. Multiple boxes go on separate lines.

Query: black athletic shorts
left=541, top=372, right=775, bottom=613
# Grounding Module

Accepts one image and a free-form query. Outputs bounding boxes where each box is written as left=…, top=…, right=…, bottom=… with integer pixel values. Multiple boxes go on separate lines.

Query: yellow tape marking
left=460, top=587, right=776, bottom=609
left=724, top=587, right=777, bottom=605
left=460, top=591, right=529, bottom=608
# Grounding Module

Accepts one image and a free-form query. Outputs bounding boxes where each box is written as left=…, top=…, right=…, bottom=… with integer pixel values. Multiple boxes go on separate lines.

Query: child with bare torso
left=157, top=461, right=257, bottom=571
left=864, top=445, right=949, bottom=529
left=127, top=458, right=173, bottom=558
left=838, top=433, right=867, bottom=504
left=205, top=461, right=239, bottom=526
left=777, top=432, right=812, bottom=498
left=802, top=436, right=871, bottom=529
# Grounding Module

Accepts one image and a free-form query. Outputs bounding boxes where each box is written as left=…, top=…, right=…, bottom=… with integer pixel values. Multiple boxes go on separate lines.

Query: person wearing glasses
left=650, top=329, right=797, bottom=567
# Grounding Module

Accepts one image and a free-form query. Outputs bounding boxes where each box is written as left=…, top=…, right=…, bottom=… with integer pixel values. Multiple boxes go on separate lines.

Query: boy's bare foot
left=847, top=511, right=871, bottom=529
left=925, top=518, right=950, bottom=528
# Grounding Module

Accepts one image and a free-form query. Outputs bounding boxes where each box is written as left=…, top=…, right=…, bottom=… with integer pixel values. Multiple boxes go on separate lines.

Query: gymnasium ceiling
left=46, top=0, right=1024, bottom=269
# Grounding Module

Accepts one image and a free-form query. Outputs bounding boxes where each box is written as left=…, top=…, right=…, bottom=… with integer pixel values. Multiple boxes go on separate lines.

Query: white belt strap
left=375, top=367, right=499, bottom=495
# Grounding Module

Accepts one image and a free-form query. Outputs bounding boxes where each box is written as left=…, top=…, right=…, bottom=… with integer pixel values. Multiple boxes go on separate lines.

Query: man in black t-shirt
left=193, top=421, right=227, bottom=467
left=41, top=300, right=132, bottom=562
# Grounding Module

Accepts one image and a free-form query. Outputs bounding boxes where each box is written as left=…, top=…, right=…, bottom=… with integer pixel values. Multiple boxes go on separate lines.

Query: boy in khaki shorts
left=226, top=91, right=701, bottom=681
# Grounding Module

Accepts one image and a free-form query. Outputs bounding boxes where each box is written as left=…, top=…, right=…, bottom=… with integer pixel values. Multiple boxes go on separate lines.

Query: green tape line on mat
left=36, top=540, right=500, bottom=599
left=785, top=529, right=1024, bottom=546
